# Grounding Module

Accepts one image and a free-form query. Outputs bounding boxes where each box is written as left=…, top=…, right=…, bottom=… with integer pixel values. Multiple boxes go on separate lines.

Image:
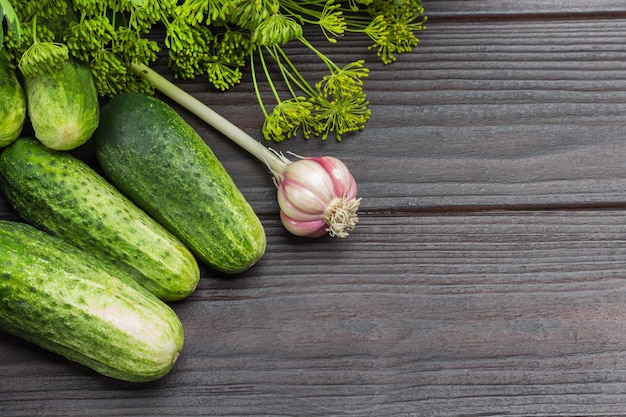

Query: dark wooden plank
left=138, top=15, right=626, bottom=211
left=341, top=16, right=626, bottom=210
left=5, top=3, right=626, bottom=417
left=426, top=0, right=626, bottom=19
left=5, top=210, right=626, bottom=416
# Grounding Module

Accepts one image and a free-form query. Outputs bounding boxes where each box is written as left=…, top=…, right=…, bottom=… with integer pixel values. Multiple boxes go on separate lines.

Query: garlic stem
left=130, top=62, right=288, bottom=174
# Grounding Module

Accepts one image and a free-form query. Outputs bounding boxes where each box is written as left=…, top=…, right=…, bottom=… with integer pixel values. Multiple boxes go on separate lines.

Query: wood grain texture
left=426, top=0, right=626, bottom=19
left=5, top=1, right=626, bottom=416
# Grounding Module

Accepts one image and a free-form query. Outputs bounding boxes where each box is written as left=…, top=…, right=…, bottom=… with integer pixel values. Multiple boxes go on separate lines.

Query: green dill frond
left=16, top=17, right=69, bottom=77
left=309, top=88, right=370, bottom=140
left=35, top=0, right=68, bottom=20
left=316, top=60, right=369, bottom=97
left=64, top=16, right=114, bottom=62
left=113, top=26, right=159, bottom=64
left=366, top=0, right=427, bottom=63
left=362, top=14, right=389, bottom=48
left=177, top=0, right=242, bottom=25
left=4, top=0, right=426, bottom=141
left=277, top=0, right=346, bottom=43
left=263, top=97, right=313, bottom=142
left=229, top=0, right=279, bottom=29
left=348, top=0, right=374, bottom=11
left=165, top=16, right=212, bottom=79
left=89, top=48, right=155, bottom=96
left=175, top=0, right=209, bottom=25
left=205, top=59, right=243, bottom=91
left=317, top=2, right=346, bottom=42
left=251, top=13, right=302, bottom=46
left=141, top=0, right=178, bottom=20
left=19, top=40, right=69, bottom=77
left=213, top=29, right=252, bottom=67
left=70, top=0, right=106, bottom=15
left=203, top=28, right=251, bottom=90
left=89, top=49, right=129, bottom=96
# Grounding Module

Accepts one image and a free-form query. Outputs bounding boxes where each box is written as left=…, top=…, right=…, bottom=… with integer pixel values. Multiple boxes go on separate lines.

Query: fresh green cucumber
left=0, top=219, right=184, bottom=382
left=0, top=55, right=26, bottom=147
left=93, top=92, right=266, bottom=274
left=0, top=137, right=200, bottom=301
left=23, top=59, right=99, bottom=150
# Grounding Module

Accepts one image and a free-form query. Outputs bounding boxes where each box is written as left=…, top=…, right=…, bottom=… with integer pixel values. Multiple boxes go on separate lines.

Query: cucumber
left=23, top=59, right=99, bottom=150
left=0, top=137, right=200, bottom=301
left=0, top=219, right=184, bottom=382
left=93, top=92, right=266, bottom=274
left=0, top=55, right=26, bottom=147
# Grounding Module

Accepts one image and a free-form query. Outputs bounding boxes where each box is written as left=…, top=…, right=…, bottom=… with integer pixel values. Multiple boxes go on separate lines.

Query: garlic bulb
left=274, top=156, right=361, bottom=238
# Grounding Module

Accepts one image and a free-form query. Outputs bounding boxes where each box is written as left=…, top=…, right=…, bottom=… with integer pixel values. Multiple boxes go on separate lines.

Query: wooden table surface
left=5, top=1, right=626, bottom=415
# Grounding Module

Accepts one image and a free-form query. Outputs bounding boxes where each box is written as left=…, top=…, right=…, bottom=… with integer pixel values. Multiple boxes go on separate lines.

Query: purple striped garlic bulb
left=273, top=155, right=361, bottom=238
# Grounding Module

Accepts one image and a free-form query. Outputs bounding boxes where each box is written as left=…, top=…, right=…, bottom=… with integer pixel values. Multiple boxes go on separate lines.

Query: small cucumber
left=0, top=220, right=184, bottom=382
left=23, top=59, right=99, bottom=150
left=0, top=137, right=199, bottom=301
left=93, top=92, right=266, bottom=274
left=0, top=56, right=26, bottom=146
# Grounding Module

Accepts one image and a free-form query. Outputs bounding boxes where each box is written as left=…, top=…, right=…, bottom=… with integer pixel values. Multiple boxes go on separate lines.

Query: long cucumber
left=94, top=92, right=266, bottom=274
left=0, top=137, right=200, bottom=301
left=0, top=220, right=184, bottom=382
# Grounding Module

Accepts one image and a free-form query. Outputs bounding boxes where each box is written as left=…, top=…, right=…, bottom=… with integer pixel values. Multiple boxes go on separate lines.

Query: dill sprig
left=1, top=0, right=426, bottom=141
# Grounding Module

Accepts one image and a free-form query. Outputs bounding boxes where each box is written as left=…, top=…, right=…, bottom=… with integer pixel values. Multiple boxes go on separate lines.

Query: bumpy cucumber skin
left=0, top=137, right=200, bottom=301
left=24, top=60, right=99, bottom=150
left=0, top=59, right=26, bottom=146
left=0, top=220, right=184, bottom=382
left=94, top=92, right=266, bottom=274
